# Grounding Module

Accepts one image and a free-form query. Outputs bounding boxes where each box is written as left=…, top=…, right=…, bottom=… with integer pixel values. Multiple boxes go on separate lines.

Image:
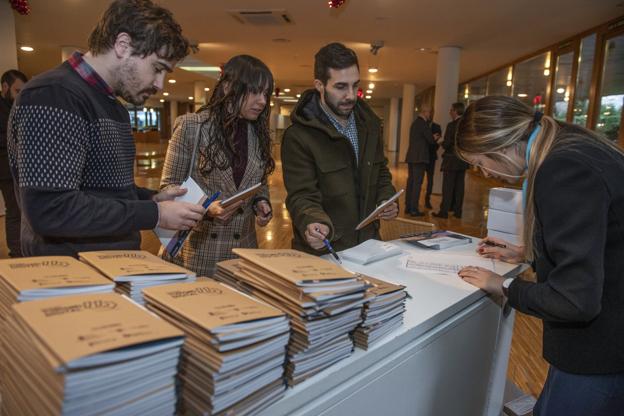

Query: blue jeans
left=534, top=366, right=624, bottom=416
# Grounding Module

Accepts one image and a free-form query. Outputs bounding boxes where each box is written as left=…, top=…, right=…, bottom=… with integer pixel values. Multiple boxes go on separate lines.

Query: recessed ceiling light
left=284, top=88, right=291, bottom=93
left=272, top=38, right=291, bottom=43
left=365, top=95, right=372, bottom=99
left=20, top=46, right=34, bottom=52
left=204, top=87, right=210, bottom=91
left=368, top=67, right=378, bottom=74
left=179, top=66, right=221, bottom=72
left=418, top=47, right=430, bottom=52
left=296, top=94, right=301, bottom=98
left=270, top=102, right=274, bottom=107
left=556, top=87, right=565, bottom=94
left=368, top=83, right=375, bottom=89
left=159, top=99, right=165, bottom=102
left=366, top=89, right=373, bottom=94
left=163, top=92, right=169, bottom=96
left=168, top=79, right=176, bottom=84
left=517, top=93, right=528, bottom=98
left=188, top=96, right=194, bottom=100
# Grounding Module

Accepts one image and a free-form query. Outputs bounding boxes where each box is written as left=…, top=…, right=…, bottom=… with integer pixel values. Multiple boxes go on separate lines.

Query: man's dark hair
left=452, top=102, right=465, bottom=116
left=1, top=70, right=28, bottom=87
left=314, top=42, right=359, bottom=84
left=88, top=0, right=192, bottom=62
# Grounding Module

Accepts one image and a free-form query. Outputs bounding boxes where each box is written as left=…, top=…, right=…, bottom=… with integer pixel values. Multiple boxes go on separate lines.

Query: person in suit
left=160, top=55, right=274, bottom=276
left=456, top=96, right=624, bottom=416
left=425, top=120, right=442, bottom=209
left=0, top=70, right=27, bottom=257
left=405, top=109, right=435, bottom=216
left=433, top=102, right=469, bottom=219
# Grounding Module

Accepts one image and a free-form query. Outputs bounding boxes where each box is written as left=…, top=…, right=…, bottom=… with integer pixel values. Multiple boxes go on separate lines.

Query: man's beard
left=116, top=61, right=157, bottom=105
left=324, top=90, right=355, bottom=118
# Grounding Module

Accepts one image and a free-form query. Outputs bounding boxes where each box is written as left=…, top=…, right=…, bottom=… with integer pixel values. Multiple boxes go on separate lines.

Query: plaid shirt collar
left=68, top=51, right=116, bottom=100
left=320, top=102, right=357, bottom=135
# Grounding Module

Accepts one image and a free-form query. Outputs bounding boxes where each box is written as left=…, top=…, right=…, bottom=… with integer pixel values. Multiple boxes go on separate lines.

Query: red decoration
left=9, top=0, right=31, bottom=15
left=328, top=0, right=346, bottom=8
left=357, top=87, right=363, bottom=98
left=532, top=95, right=542, bottom=106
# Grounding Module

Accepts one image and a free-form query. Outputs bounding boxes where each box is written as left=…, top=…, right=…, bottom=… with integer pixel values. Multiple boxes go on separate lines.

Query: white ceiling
left=12, top=0, right=624, bottom=105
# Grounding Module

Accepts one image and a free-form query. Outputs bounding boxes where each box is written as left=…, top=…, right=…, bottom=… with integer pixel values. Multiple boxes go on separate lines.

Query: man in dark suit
left=425, top=121, right=442, bottom=209
left=433, top=102, right=469, bottom=219
left=0, top=70, right=28, bottom=257
left=405, top=109, right=435, bottom=216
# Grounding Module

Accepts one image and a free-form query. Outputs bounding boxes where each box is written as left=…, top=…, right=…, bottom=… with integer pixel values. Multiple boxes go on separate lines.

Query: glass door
left=595, top=31, right=624, bottom=142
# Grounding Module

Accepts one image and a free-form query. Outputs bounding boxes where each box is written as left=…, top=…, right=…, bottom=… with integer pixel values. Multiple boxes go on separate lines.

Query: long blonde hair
left=455, top=96, right=624, bottom=261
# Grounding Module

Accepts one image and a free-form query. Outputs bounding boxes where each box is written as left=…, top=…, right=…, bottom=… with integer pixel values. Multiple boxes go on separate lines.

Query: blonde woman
left=455, top=96, right=624, bottom=415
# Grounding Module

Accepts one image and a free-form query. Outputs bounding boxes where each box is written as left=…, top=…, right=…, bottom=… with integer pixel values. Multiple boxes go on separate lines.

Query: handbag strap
left=187, top=119, right=207, bottom=179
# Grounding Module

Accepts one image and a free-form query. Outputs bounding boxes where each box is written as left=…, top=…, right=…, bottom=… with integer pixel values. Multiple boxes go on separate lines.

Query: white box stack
left=487, top=187, right=524, bottom=246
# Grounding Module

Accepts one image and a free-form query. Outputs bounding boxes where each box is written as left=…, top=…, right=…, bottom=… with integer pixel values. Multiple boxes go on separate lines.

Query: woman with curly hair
left=160, top=55, right=274, bottom=276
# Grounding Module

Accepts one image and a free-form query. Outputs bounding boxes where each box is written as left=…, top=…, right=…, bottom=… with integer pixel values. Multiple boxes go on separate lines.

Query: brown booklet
left=79, top=250, right=195, bottom=282
left=143, top=281, right=289, bottom=415
left=79, top=250, right=196, bottom=305
left=2, top=293, right=184, bottom=416
left=232, top=248, right=356, bottom=285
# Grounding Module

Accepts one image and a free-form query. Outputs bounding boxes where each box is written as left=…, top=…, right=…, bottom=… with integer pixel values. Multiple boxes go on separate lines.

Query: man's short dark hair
left=314, top=42, right=359, bottom=84
left=88, top=0, right=192, bottom=62
left=452, top=102, right=465, bottom=116
left=1, top=70, right=28, bottom=87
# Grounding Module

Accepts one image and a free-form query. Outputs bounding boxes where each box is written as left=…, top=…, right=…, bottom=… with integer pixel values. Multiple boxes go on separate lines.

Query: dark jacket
left=429, top=122, right=441, bottom=164
left=0, top=96, right=12, bottom=181
left=507, top=129, right=624, bottom=374
left=441, top=118, right=469, bottom=171
left=405, top=116, right=435, bottom=164
left=281, top=89, right=396, bottom=254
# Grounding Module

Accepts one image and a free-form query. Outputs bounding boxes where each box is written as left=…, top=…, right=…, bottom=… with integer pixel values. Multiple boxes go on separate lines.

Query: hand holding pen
left=477, top=236, right=525, bottom=264
left=305, top=222, right=342, bottom=263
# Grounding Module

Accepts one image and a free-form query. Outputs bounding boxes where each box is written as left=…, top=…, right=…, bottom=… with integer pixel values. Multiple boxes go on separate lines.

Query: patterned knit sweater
left=8, top=61, right=158, bottom=256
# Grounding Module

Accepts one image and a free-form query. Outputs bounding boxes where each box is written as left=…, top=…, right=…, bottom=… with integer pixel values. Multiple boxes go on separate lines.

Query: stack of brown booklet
left=216, top=249, right=367, bottom=386
left=79, top=250, right=195, bottom=305
left=1, top=293, right=184, bottom=416
left=143, top=280, right=290, bottom=415
left=0, top=256, right=114, bottom=319
left=352, top=275, right=407, bottom=350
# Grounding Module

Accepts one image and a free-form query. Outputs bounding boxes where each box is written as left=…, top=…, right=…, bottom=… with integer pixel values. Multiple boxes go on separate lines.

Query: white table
left=259, top=239, right=523, bottom=416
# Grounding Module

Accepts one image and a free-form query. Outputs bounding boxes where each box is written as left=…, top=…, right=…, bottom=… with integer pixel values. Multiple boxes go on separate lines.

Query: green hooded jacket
left=281, top=89, right=396, bottom=254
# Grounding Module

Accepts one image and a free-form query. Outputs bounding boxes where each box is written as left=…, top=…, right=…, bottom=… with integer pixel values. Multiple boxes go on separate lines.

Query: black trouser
left=439, top=170, right=466, bottom=215
left=425, top=161, right=435, bottom=205
left=0, top=179, right=22, bottom=257
left=405, top=163, right=427, bottom=213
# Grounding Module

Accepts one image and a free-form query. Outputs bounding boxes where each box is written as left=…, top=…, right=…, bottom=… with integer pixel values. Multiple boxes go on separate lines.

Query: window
left=512, top=52, right=550, bottom=112
left=487, top=67, right=513, bottom=97
left=596, top=33, right=624, bottom=141
left=550, top=52, right=574, bottom=121
left=572, top=34, right=597, bottom=126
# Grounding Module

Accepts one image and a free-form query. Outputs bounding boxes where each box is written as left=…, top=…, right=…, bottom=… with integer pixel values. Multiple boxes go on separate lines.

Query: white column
left=169, top=100, right=178, bottom=136
left=193, top=81, right=207, bottom=112
left=432, top=46, right=461, bottom=194
left=61, top=46, right=82, bottom=62
left=387, top=97, right=400, bottom=152
left=398, top=84, right=416, bottom=162
left=0, top=2, right=18, bottom=73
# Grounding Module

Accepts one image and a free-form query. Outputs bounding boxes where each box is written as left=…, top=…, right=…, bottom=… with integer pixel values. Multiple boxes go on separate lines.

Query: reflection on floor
left=0, top=140, right=548, bottom=398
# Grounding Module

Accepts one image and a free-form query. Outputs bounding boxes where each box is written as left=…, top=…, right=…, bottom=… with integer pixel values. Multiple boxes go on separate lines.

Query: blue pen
left=323, top=238, right=342, bottom=264
left=168, top=190, right=221, bottom=257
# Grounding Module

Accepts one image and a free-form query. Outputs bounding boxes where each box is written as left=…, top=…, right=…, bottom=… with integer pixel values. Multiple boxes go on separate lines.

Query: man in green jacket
left=281, top=42, right=398, bottom=254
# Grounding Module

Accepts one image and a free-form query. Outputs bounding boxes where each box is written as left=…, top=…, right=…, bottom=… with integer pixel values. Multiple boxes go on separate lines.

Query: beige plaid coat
left=160, top=112, right=270, bottom=277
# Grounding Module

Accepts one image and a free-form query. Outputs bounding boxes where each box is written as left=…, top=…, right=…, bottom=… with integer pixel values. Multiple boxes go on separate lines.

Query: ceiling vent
left=228, top=9, right=293, bottom=26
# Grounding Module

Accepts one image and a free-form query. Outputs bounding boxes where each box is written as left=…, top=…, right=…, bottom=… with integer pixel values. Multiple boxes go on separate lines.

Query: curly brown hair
left=88, top=0, right=192, bottom=62
left=197, top=55, right=275, bottom=182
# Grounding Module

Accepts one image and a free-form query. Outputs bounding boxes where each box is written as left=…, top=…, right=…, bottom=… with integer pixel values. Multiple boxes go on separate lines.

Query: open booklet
left=403, top=230, right=472, bottom=250
left=154, top=177, right=220, bottom=257
left=220, top=182, right=263, bottom=208
left=355, top=189, right=404, bottom=231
